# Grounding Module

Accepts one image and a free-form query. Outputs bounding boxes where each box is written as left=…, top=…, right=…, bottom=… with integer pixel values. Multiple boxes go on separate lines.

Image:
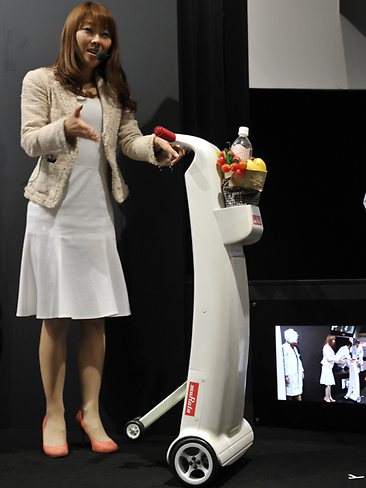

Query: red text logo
left=184, top=381, right=199, bottom=417
left=253, top=214, right=262, bottom=226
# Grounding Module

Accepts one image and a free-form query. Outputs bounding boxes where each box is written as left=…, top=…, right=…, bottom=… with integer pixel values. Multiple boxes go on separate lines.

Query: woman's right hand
left=64, top=105, right=100, bottom=143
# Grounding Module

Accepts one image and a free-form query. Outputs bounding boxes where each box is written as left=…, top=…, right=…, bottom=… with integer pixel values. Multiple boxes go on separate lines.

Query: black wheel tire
left=124, top=418, right=145, bottom=440
left=169, top=437, right=219, bottom=486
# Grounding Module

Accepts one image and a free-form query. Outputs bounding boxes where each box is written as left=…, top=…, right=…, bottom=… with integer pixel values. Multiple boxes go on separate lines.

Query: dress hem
left=16, top=312, right=131, bottom=320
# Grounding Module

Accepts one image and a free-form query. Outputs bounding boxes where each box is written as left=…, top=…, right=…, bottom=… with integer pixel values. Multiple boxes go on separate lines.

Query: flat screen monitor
left=275, top=325, right=365, bottom=402
left=250, top=299, right=366, bottom=432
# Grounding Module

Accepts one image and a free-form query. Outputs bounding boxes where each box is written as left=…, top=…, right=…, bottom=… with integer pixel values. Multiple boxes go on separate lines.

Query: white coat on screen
left=344, top=341, right=364, bottom=401
left=282, top=333, right=304, bottom=397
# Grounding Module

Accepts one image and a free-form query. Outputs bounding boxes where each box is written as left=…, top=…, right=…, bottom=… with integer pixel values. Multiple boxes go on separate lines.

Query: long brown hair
left=54, top=1, right=136, bottom=111
left=324, top=334, right=336, bottom=347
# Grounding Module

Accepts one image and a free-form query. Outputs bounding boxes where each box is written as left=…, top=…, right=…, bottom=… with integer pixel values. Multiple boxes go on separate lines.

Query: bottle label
left=231, top=144, right=251, bottom=161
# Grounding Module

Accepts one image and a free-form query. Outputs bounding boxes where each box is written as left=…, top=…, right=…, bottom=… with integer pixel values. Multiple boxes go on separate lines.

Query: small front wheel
left=169, top=437, right=219, bottom=486
left=125, top=418, right=145, bottom=440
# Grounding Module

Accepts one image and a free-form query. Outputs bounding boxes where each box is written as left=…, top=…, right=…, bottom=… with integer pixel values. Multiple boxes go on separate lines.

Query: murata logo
left=184, top=381, right=199, bottom=417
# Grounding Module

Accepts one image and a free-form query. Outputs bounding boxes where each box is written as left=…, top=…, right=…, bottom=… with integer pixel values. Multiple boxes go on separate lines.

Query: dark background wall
left=0, top=0, right=252, bottom=435
left=245, top=2, right=366, bottom=431
left=0, top=0, right=180, bottom=430
left=1, top=0, right=365, bottom=437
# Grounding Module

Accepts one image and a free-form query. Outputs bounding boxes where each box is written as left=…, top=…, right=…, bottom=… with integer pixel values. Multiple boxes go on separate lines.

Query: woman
left=16, top=2, right=183, bottom=457
left=320, top=334, right=338, bottom=402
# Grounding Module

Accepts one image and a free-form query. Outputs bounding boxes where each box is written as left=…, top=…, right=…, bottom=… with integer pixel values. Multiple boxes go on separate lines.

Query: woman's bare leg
left=39, top=318, right=70, bottom=446
left=78, top=318, right=111, bottom=441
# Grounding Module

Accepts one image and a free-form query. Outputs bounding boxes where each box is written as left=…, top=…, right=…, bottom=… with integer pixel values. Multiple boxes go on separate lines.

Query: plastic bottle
left=231, top=126, right=252, bottom=161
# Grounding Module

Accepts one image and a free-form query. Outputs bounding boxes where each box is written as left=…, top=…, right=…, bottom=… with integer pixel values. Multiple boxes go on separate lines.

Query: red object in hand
left=154, top=126, right=176, bottom=143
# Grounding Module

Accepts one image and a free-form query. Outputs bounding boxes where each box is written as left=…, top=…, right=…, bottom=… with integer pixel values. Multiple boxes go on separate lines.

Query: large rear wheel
left=169, top=437, right=219, bottom=486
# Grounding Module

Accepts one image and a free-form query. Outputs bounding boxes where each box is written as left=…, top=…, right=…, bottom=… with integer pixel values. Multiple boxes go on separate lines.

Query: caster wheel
left=125, top=418, right=145, bottom=440
left=357, top=397, right=361, bottom=403
left=169, top=437, right=219, bottom=486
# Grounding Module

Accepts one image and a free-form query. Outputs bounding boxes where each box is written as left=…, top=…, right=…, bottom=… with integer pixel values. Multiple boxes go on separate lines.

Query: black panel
left=245, top=89, right=366, bottom=281
left=340, top=0, right=366, bottom=37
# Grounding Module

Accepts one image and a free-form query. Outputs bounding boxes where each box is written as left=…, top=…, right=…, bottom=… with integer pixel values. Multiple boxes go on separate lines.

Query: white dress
left=320, top=344, right=336, bottom=386
left=17, top=97, right=131, bottom=320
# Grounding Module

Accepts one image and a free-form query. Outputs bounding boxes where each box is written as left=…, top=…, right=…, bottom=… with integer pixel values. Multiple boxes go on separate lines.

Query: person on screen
left=320, top=334, right=339, bottom=402
left=282, top=329, right=304, bottom=401
left=344, top=338, right=364, bottom=402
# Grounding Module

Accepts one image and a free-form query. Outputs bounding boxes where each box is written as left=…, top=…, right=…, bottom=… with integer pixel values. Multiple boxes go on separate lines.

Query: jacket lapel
left=97, top=76, right=121, bottom=136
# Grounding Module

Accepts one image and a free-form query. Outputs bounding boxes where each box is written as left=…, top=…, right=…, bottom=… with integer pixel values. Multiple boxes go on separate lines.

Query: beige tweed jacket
left=21, top=67, right=164, bottom=208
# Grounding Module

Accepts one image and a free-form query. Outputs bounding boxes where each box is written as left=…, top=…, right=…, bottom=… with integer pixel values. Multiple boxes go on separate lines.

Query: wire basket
left=221, top=169, right=267, bottom=207
left=222, top=180, right=261, bottom=206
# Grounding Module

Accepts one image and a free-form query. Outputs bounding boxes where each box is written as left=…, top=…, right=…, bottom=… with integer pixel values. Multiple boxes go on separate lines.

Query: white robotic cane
left=125, top=129, right=263, bottom=486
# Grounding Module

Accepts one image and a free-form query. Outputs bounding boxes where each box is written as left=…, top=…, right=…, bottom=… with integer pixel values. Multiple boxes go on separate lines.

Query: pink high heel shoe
left=42, top=416, right=68, bottom=458
left=76, top=410, right=118, bottom=453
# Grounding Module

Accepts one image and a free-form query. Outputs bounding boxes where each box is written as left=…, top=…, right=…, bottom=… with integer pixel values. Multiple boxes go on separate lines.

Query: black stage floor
left=0, top=427, right=365, bottom=488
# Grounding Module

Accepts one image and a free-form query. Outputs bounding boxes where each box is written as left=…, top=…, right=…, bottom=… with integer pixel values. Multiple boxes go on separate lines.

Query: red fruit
left=216, top=155, right=226, bottom=166
left=235, top=169, right=244, bottom=176
left=239, top=161, right=247, bottom=170
left=222, top=164, right=231, bottom=173
left=232, top=163, right=241, bottom=171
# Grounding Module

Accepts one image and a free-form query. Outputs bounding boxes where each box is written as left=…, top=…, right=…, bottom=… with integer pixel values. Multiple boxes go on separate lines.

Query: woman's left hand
left=154, top=136, right=185, bottom=165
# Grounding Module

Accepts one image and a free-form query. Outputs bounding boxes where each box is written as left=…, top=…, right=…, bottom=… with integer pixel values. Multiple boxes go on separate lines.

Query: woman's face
left=76, top=19, right=112, bottom=74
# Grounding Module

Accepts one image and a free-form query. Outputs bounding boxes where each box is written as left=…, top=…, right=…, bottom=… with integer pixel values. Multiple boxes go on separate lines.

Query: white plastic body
left=166, top=134, right=263, bottom=467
